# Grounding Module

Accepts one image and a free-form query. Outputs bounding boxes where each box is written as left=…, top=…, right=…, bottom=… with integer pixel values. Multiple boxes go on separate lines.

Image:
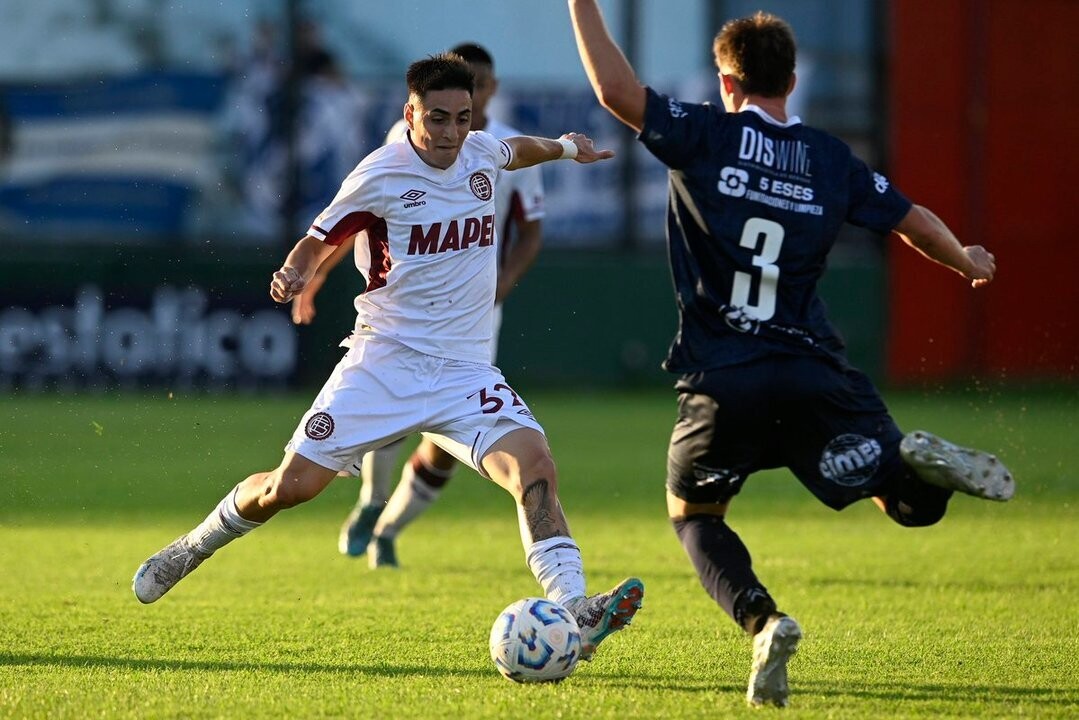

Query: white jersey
left=385, top=118, right=545, bottom=272
left=307, top=131, right=512, bottom=364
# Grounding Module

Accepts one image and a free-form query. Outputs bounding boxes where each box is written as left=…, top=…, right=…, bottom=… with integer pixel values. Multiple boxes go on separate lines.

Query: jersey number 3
left=730, top=217, right=784, bottom=320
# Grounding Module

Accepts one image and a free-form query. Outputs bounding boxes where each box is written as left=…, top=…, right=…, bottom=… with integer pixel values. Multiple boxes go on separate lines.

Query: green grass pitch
left=1, top=387, right=1076, bottom=718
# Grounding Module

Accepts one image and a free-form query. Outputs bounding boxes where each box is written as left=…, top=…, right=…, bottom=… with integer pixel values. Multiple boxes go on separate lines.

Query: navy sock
left=883, top=469, right=952, bottom=527
left=672, top=514, right=777, bottom=634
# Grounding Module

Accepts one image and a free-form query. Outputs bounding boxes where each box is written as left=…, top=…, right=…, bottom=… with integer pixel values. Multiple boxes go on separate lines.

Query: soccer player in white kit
left=132, top=53, right=643, bottom=661
left=293, top=44, right=547, bottom=568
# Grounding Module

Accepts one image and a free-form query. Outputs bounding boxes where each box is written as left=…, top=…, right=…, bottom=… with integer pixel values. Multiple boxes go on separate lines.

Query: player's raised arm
left=502, top=132, right=614, bottom=170
left=568, top=0, right=647, bottom=132
left=893, top=205, right=997, bottom=288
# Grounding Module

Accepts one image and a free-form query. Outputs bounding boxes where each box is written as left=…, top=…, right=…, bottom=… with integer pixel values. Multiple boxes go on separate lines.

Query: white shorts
left=285, top=335, right=544, bottom=477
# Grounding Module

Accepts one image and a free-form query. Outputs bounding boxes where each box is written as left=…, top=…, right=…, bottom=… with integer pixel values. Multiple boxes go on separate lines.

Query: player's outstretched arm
left=504, top=133, right=614, bottom=170
left=270, top=235, right=337, bottom=304
left=291, top=234, right=357, bottom=324
left=568, top=0, right=647, bottom=132
left=893, top=204, right=996, bottom=288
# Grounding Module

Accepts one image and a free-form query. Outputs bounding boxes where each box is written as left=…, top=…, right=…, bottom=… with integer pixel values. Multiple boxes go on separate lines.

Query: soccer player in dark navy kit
left=568, top=1, right=1014, bottom=707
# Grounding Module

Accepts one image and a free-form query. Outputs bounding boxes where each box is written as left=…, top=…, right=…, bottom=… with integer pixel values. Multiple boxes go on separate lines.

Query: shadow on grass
left=798, top=678, right=1076, bottom=706
left=0, top=652, right=712, bottom=692
left=807, top=576, right=1076, bottom=593
left=0, top=652, right=491, bottom=679
left=593, top=677, right=744, bottom=694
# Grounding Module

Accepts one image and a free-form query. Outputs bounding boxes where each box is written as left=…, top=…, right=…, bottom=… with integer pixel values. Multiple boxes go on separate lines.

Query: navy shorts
left=666, top=355, right=906, bottom=510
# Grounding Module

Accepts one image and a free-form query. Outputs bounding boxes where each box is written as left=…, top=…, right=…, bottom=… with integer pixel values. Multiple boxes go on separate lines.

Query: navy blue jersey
left=639, top=88, right=912, bottom=373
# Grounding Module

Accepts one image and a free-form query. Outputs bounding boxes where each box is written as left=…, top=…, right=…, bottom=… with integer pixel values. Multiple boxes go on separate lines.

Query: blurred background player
left=292, top=43, right=546, bottom=569
left=219, top=19, right=367, bottom=240
left=134, top=52, right=643, bottom=661
left=568, top=0, right=1013, bottom=707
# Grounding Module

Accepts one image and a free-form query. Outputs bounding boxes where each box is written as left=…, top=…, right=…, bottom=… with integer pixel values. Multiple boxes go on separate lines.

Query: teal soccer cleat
left=563, top=577, right=644, bottom=661
left=338, top=504, right=383, bottom=557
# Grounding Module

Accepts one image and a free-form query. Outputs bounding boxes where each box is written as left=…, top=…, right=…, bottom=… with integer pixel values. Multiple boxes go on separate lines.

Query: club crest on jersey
left=819, top=434, right=881, bottom=487
left=305, top=412, right=335, bottom=440
left=469, top=172, right=493, bottom=201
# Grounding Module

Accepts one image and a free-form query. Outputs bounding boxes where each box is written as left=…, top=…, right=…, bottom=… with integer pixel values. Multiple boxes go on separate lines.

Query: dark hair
left=713, top=12, right=796, bottom=98
left=406, top=52, right=475, bottom=98
left=449, top=42, right=494, bottom=70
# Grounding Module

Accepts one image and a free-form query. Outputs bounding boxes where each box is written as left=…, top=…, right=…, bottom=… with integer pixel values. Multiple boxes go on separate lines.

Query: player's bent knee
left=263, top=476, right=313, bottom=508
left=419, top=440, right=459, bottom=473
left=260, top=456, right=336, bottom=509
left=509, top=456, right=559, bottom=501
left=530, top=453, right=558, bottom=484
left=667, top=490, right=730, bottom=520
left=482, top=430, right=558, bottom=499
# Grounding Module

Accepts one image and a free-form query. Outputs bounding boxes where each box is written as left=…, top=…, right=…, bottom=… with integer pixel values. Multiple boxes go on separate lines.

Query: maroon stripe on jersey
left=499, top=190, right=525, bottom=270
left=364, top=218, right=391, bottom=292
left=323, top=211, right=379, bottom=246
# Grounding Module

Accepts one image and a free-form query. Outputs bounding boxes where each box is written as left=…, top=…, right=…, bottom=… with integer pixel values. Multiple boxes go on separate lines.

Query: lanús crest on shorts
left=469, top=172, right=492, bottom=201
left=304, top=411, right=335, bottom=440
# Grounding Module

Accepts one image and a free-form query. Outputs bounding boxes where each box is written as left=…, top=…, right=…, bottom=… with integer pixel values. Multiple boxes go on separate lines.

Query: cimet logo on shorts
left=819, top=434, right=882, bottom=487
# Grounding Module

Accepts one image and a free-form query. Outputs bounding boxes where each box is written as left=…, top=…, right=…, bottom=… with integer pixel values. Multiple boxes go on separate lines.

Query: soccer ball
left=489, top=597, right=582, bottom=683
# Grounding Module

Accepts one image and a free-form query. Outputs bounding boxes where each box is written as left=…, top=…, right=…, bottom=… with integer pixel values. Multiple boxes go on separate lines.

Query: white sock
left=525, top=536, right=586, bottom=605
left=358, top=440, right=405, bottom=509
left=186, top=487, right=262, bottom=556
left=373, top=466, right=444, bottom=539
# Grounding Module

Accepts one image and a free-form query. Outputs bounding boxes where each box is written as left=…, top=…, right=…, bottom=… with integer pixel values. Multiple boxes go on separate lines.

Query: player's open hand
left=271, top=266, right=305, bottom=303
left=963, top=245, right=996, bottom=288
left=562, top=132, right=615, bottom=164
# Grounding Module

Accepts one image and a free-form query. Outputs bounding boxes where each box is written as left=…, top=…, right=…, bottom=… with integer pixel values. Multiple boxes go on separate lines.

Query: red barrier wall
left=888, top=0, right=1079, bottom=382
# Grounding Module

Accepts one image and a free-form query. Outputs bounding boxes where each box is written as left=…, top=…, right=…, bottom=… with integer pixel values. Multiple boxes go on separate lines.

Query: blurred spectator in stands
left=219, top=19, right=366, bottom=242
left=0, top=92, right=11, bottom=165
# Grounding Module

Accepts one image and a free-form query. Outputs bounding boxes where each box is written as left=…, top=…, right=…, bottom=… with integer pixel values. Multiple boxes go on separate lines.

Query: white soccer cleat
left=132, top=536, right=211, bottom=604
left=900, top=430, right=1015, bottom=501
left=563, top=577, right=644, bottom=661
left=746, top=614, right=802, bottom=708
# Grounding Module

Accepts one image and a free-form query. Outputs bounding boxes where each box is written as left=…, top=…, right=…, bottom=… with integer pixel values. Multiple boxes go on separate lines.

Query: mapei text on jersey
left=407, top=214, right=496, bottom=255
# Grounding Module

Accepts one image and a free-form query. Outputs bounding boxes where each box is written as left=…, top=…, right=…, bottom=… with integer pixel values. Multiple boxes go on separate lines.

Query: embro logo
left=401, top=189, right=427, bottom=208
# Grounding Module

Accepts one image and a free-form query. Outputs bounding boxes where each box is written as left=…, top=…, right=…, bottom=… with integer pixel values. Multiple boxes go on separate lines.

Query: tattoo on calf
left=521, top=478, right=569, bottom=541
